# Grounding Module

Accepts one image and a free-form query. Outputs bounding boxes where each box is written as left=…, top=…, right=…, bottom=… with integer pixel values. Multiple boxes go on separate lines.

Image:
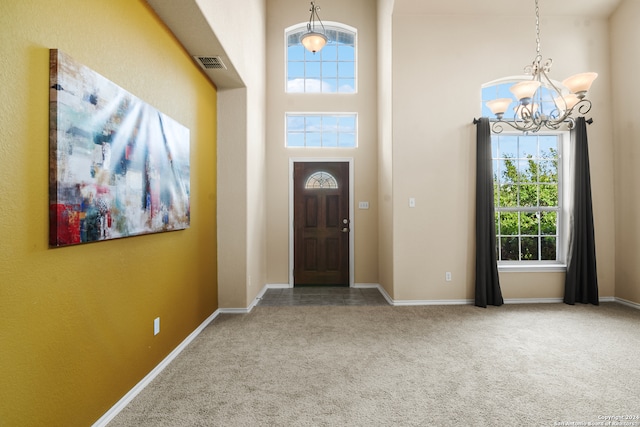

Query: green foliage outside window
left=493, top=135, right=560, bottom=262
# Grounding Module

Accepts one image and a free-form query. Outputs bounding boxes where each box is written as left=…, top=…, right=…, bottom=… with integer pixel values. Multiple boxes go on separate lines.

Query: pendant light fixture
left=300, top=1, right=327, bottom=54
left=485, top=0, right=598, bottom=133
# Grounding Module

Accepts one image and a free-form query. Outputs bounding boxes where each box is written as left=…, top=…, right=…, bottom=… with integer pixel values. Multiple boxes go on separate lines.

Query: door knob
left=341, top=227, right=350, bottom=233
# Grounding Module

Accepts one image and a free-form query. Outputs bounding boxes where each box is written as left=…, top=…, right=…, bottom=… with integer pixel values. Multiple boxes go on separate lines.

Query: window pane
left=306, top=62, right=321, bottom=78
left=288, top=45, right=305, bottom=60
left=541, top=237, right=556, bottom=260
left=338, top=45, right=354, bottom=61
left=339, top=132, right=356, bottom=147
left=321, top=45, right=338, bottom=60
left=498, top=184, right=518, bottom=207
left=539, top=137, right=558, bottom=158
left=539, top=161, right=557, bottom=183
left=501, top=237, right=519, bottom=261
left=499, top=136, right=518, bottom=158
left=499, top=212, right=519, bottom=235
left=323, top=133, right=338, bottom=147
left=322, top=79, right=337, bottom=93
left=288, top=78, right=305, bottom=93
left=287, top=132, right=304, bottom=147
left=338, top=116, right=356, bottom=132
left=338, top=62, right=355, bottom=78
left=519, top=184, right=538, bottom=207
left=304, top=79, right=323, bottom=92
left=519, top=137, right=537, bottom=159
left=322, top=116, right=338, bottom=131
left=305, top=116, right=321, bottom=132
left=540, top=211, right=557, bottom=235
left=539, top=184, right=558, bottom=206
left=322, top=61, right=338, bottom=78
left=521, top=212, right=539, bottom=235
left=287, top=115, right=303, bottom=131
left=306, top=132, right=322, bottom=147
left=338, top=79, right=355, bottom=93
left=288, top=62, right=304, bottom=78
left=521, top=237, right=539, bottom=260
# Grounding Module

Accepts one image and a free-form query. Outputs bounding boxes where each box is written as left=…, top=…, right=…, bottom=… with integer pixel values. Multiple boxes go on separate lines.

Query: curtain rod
left=472, top=118, right=594, bottom=125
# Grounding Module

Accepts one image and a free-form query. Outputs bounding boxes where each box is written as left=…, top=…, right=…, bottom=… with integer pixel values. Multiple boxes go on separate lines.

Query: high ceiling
left=392, top=0, right=622, bottom=17
left=146, top=0, right=624, bottom=90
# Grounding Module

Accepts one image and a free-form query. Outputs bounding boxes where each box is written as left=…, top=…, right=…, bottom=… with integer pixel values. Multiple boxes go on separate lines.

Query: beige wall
left=0, top=1, right=218, bottom=425
left=265, top=0, right=379, bottom=286
left=611, top=0, right=640, bottom=304
left=377, top=0, right=395, bottom=297
left=197, top=0, right=268, bottom=308
left=390, top=12, right=616, bottom=301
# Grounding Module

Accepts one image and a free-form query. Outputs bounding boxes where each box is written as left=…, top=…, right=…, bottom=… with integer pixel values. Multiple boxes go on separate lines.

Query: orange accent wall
left=0, top=1, right=218, bottom=425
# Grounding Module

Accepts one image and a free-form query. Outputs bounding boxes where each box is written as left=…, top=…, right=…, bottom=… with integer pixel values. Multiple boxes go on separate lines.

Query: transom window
left=493, top=133, right=563, bottom=264
left=286, top=23, right=356, bottom=93
left=305, top=172, right=338, bottom=189
left=286, top=113, right=357, bottom=148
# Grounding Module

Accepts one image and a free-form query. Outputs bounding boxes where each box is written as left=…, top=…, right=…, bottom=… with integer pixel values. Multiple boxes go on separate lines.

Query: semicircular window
left=305, top=171, right=338, bottom=189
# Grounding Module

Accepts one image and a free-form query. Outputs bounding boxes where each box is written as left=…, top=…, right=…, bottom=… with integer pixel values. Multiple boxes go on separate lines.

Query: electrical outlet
left=445, top=272, right=452, bottom=282
left=154, top=317, right=160, bottom=335
left=409, top=198, right=416, bottom=208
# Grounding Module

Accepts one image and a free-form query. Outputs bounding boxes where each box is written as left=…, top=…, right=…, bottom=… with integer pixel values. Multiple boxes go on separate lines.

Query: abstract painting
left=49, top=49, right=190, bottom=247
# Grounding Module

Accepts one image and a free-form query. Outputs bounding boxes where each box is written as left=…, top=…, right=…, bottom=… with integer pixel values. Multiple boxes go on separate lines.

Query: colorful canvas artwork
left=49, top=49, right=190, bottom=247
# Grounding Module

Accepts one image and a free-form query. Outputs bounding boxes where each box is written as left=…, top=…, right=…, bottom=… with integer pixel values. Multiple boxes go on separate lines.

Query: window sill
left=498, top=263, right=566, bottom=273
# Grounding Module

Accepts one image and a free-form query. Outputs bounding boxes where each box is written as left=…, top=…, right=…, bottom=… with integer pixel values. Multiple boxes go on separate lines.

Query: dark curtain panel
left=564, top=117, right=599, bottom=305
left=474, top=118, right=503, bottom=307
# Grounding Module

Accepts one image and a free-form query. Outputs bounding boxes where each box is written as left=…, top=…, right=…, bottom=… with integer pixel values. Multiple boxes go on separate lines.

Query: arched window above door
left=285, top=22, right=357, bottom=93
left=305, top=171, right=338, bottom=189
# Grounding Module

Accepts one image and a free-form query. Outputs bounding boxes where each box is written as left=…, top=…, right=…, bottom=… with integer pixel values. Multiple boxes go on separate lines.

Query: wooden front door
left=294, top=162, right=350, bottom=286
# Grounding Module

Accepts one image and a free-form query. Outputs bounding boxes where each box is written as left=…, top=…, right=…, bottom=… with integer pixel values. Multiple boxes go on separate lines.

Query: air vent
left=193, top=56, right=227, bottom=70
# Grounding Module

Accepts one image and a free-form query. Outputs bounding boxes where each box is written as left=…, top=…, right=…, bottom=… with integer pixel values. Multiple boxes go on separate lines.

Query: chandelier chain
left=535, top=0, right=541, bottom=57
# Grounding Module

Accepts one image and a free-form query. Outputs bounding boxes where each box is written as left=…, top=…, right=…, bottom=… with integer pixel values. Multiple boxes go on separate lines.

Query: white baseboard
left=504, top=298, right=563, bottom=304
left=615, top=297, right=640, bottom=310
left=265, top=283, right=291, bottom=289
left=353, top=283, right=380, bottom=288
left=92, top=309, right=221, bottom=427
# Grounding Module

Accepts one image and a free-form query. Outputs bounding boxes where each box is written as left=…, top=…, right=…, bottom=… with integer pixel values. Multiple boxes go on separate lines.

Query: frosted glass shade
left=555, top=93, right=580, bottom=112
left=563, top=72, right=598, bottom=97
left=301, top=32, right=327, bottom=53
left=510, top=80, right=541, bottom=103
left=486, top=98, right=513, bottom=116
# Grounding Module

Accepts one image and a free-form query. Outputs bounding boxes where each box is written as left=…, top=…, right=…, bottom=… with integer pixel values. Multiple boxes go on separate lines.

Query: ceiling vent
left=193, top=56, right=227, bottom=70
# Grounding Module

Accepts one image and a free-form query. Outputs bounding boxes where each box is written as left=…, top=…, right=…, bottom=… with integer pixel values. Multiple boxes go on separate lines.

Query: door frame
left=289, top=157, right=354, bottom=288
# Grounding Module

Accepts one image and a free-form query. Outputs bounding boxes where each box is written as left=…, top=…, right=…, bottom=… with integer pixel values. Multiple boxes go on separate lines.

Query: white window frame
left=284, top=21, right=358, bottom=94
left=492, top=130, right=571, bottom=273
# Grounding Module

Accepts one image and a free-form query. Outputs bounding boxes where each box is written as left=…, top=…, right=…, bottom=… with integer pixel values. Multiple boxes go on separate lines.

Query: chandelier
left=485, top=0, right=598, bottom=133
left=300, top=1, right=327, bottom=54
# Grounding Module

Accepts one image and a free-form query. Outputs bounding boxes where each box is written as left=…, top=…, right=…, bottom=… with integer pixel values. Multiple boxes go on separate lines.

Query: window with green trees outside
left=492, top=134, right=561, bottom=262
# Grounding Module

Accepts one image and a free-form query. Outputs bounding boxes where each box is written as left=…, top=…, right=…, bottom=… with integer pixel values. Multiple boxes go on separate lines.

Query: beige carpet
left=109, top=303, right=640, bottom=426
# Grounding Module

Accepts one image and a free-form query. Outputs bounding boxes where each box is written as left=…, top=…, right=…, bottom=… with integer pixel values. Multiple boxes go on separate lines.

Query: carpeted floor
left=109, top=303, right=640, bottom=426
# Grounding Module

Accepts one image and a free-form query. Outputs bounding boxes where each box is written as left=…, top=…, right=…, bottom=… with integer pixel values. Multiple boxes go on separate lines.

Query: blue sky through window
left=287, top=26, right=356, bottom=93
